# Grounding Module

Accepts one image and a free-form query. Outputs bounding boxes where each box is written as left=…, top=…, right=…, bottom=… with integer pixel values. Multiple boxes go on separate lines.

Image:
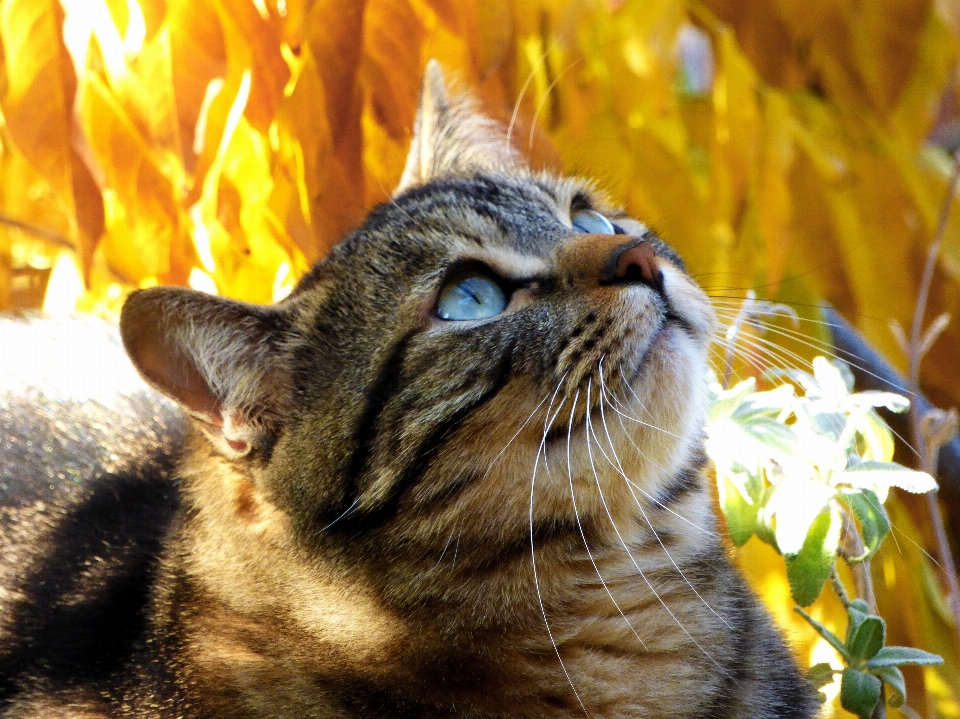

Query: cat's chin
left=604, top=318, right=711, bottom=480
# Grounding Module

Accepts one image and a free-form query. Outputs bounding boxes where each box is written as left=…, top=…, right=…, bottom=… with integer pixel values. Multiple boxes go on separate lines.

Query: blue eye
left=436, top=271, right=508, bottom=321
left=572, top=209, right=615, bottom=234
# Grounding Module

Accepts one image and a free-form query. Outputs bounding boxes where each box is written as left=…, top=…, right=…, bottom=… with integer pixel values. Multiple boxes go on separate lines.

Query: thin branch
left=907, top=148, right=960, bottom=650
left=0, top=213, right=75, bottom=249
left=908, top=149, right=960, bottom=383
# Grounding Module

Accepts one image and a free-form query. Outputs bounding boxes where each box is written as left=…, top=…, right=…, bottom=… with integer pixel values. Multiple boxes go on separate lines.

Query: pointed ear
left=120, top=287, right=293, bottom=459
left=394, top=60, right=520, bottom=194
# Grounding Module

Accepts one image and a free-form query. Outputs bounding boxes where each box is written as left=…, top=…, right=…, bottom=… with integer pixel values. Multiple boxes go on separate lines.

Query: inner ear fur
left=120, top=287, right=293, bottom=455
left=395, top=59, right=521, bottom=194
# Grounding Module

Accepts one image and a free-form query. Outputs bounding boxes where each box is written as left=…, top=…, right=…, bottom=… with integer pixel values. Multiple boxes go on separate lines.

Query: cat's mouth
left=663, top=309, right=694, bottom=334
left=541, top=313, right=688, bottom=445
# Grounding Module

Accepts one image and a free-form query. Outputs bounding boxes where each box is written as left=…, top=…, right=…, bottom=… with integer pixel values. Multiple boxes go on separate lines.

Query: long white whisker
left=716, top=324, right=920, bottom=458
left=526, top=58, right=577, bottom=153
left=506, top=50, right=546, bottom=153
left=600, top=368, right=716, bottom=537
left=583, top=379, right=724, bottom=668
left=317, top=497, right=361, bottom=534
left=564, top=389, right=648, bottom=649
left=482, top=389, right=556, bottom=482
left=592, top=379, right=730, bottom=628
left=618, top=369, right=659, bottom=423
left=711, top=304, right=918, bottom=399
left=604, top=383, right=681, bottom=438
left=529, top=383, right=587, bottom=715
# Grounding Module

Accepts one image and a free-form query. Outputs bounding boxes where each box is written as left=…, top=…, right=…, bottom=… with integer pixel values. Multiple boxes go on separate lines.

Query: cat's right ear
left=394, top=60, right=519, bottom=194
left=120, top=287, right=292, bottom=459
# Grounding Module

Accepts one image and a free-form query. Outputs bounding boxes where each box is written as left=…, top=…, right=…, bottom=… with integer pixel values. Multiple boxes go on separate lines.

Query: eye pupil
left=437, top=271, right=508, bottom=321
left=572, top=209, right=615, bottom=235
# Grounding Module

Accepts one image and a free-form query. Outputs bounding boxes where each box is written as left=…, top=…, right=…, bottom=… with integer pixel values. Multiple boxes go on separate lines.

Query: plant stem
left=831, top=568, right=851, bottom=609
left=840, top=510, right=878, bottom=613
left=907, top=148, right=960, bottom=649
left=835, top=522, right=887, bottom=718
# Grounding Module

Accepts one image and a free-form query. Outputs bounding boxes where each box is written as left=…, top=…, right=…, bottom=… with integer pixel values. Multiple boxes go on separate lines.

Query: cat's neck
left=161, top=443, right=725, bottom=717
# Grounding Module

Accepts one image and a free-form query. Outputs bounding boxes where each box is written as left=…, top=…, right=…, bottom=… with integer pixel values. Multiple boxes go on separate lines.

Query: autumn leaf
left=0, top=0, right=104, bottom=275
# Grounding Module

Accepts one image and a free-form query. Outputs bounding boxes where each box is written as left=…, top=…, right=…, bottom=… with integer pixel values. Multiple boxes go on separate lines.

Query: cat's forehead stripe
left=392, top=173, right=567, bottom=243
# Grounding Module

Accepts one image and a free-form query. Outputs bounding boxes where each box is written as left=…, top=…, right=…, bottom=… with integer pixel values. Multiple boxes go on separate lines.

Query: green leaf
left=709, top=378, right=756, bottom=419
left=869, top=665, right=906, bottom=707
left=836, top=461, right=937, bottom=495
left=785, top=506, right=841, bottom=606
left=720, top=474, right=757, bottom=546
left=839, top=489, right=891, bottom=563
left=791, top=404, right=847, bottom=471
left=846, top=598, right=871, bottom=644
left=730, top=383, right=796, bottom=419
left=806, top=662, right=838, bottom=689
left=864, top=645, right=945, bottom=668
left=846, top=390, right=910, bottom=413
left=770, top=477, right=837, bottom=555
left=803, top=404, right=848, bottom=443
left=754, top=485, right=780, bottom=549
left=847, top=616, right=886, bottom=665
left=739, top=416, right=803, bottom=458
left=795, top=606, right=851, bottom=662
left=840, top=668, right=882, bottom=718
left=765, top=367, right=821, bottom=397
left=813, top=356, right=853, bottom=398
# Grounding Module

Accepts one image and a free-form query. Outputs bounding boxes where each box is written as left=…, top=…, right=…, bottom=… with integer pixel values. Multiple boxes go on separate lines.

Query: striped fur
left=0, top=63, right=818, bottom=717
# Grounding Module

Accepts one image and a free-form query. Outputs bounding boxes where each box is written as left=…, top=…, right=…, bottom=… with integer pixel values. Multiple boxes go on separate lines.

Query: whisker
left=713, top=307, right=931, bottom=563
left=529, top=385, right=587, bottom=715
left=591, top=382, right=730, bottom=628
left=526, top=57, right=578, bottom=153
left=717, top=330, right=920, bottom=459
left=482, top=386, right=559, bottom=483
left=316, top=496, right=361, bottom=534
left=506, top=49, right=547, bottom=153
left=712, top=303, right=918, bottom=396
left=583, top=379, right=725, bottom=667
left=601, top=369, right=716, bottom=537
left=564, top=388, right=648, bottom=649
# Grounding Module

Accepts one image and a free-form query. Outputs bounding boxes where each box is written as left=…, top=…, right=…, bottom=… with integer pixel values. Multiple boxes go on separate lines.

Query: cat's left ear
left=120, top=287, right=293, bottom=460
left=395, top=60, right=519, bottom=194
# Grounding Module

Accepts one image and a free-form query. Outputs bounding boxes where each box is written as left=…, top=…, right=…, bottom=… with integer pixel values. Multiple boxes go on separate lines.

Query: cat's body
left=0, top=64, right=817, bottom=718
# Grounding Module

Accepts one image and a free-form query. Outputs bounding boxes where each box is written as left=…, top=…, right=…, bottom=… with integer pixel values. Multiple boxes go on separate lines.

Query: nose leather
left=600, top=239, right=664, bottom=294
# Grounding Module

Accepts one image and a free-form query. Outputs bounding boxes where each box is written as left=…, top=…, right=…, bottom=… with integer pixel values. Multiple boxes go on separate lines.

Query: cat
left=0, top=61, right=818, bottom=718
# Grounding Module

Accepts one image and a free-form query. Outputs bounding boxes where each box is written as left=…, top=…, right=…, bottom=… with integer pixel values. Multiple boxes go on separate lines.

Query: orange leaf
left=78, top=71, right=188, bottom=284
left=0, top=0, right=104, bottom=277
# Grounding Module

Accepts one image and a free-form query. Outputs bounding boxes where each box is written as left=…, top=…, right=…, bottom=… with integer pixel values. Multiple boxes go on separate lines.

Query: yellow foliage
left=1, top=0, right=959, bottom=715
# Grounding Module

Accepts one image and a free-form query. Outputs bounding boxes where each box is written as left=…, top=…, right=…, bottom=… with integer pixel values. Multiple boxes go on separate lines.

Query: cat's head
left=121, top=61, right=716, bottom=564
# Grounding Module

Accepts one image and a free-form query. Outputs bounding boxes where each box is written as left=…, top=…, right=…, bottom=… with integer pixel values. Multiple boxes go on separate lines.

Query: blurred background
left=1, top=0, right=959, bottom=715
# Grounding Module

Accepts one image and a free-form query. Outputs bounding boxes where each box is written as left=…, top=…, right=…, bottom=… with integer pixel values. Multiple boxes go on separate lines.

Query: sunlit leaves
left=707, top=357, right=936, bottom=605
left=783, top=504, right=842, bottom=606
left=0, top=0, right=104, bottom=274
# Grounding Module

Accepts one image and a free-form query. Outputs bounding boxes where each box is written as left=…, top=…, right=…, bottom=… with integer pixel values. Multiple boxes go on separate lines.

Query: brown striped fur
left=0, top=63, right=817, bottom=717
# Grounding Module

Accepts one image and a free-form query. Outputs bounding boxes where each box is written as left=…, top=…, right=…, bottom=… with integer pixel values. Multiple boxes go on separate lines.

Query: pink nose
left=615, top=241, right=658, bottom=283
left=602, top=240, right=663, bottom=293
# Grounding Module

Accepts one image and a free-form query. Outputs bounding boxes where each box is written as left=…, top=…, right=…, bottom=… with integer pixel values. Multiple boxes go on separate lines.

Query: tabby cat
left=0, top=62, right=817, bottom=718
